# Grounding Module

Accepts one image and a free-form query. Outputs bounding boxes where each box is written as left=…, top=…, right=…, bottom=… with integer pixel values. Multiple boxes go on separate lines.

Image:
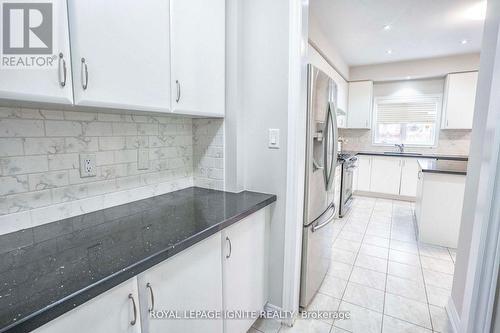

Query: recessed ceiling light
left=386, top=49, right=393, bottom=54
left=383, top=25, right=391, bottom=31
left=406, top=76, right=411, bottom=80
left=462, top=1, right=487, bottom=21
left=461, top=39, right=468, bottom=44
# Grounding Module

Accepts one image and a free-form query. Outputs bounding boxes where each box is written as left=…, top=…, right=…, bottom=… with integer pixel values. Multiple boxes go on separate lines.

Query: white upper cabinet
left=68, top=0, right=171, bottom=112
left=347, top=81, right=373, bottom=129
left=441, top=71, right=478, bottom=129
left=0, top=1, right=73, bottom=104
left=370, top=156, right=402, bottom=195
left=170, top=0, right=225, bottom=117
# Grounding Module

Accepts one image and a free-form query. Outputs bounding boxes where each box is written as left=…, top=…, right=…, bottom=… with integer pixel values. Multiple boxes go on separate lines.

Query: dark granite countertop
left=418, top=159, right=468, bottom=175
left=344, top=151, right=469, bottom=161
left=0, top=187, right=276, bottom=333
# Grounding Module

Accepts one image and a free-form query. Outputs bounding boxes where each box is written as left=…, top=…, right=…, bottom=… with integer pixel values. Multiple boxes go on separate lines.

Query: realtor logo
left=1, top=1, right=56, bottom=68
left=3, top=2, right=52, bottom=54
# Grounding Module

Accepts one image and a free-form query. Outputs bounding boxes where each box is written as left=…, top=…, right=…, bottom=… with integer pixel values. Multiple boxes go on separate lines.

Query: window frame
left=371, top=94, right=442, bottom=148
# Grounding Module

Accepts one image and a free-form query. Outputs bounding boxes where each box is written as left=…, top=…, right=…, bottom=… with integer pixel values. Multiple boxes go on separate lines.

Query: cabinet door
left=347, top=81, right=373, bottom=129
left=223, top=208, right=268, bottom=333
left=137, top=233, right=223, bottom=333
left=399, top=158, right=420, bottom=197
left=414, top=169, right=424, bottom=229
left=369, top=156, right=402, bottom=195
left=68, top=0, right=170, bottom=112
left=170, top=0, right=225, bottom=117
left=0, top=1, right=73, bottom=104
left=442, top=71, right=478, bottom=129
left=354, top=156, right=372, bottom=192
left=34, top=277, right=141, bottom=333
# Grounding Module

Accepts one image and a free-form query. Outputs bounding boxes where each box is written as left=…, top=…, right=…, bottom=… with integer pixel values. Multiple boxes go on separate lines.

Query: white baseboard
left=354, top=191, right=416, bottom=202
left=446, top=297, right=460, bottom=333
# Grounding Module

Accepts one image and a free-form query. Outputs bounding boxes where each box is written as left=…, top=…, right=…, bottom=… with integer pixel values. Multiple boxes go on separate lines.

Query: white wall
left=225, top=0, right=291, bottom=307
left=350, top=53, right=480, bottom=81
left=308, top=13, right=349, bottom=79
left=451, top=0, right=500, bottom=326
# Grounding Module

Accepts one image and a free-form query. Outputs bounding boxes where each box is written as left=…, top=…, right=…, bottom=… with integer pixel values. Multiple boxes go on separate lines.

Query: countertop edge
left=417, top=159, right=468, bottom=176
left=420, top=169, right=467, bottom=176
left=354, top=151, right=469, bottom=161
left=2, top=193, right=277, bottom=333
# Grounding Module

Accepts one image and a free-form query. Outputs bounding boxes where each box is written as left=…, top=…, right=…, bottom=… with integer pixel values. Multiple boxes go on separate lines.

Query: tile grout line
left=380, top=199, right=394, bottom=333
left=333, top=198, right=376, bottom=331
left=414, top=206, right=435, bottom=332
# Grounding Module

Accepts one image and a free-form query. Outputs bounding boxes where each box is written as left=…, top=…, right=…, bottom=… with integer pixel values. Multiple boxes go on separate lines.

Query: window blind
left=375, top=97, right=439, bottom=124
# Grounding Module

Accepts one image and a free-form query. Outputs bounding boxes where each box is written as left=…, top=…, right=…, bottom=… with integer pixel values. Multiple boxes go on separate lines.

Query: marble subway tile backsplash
left=193, top=118, right=224, bottom=190
left=0, top=107, right=224, bottom=234
left=339, top=129, right=471, bottom=156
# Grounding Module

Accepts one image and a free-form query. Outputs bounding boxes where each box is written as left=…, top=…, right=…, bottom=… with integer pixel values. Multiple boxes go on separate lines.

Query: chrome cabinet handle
left=146, top=283, right=155, bottom=312
left=225, top=236, right=232, bottom=259
left=81, top=58, right=88, bottom=90
left=176, top=80, right=181, bottom=102
left=58, top=53, right=67, bottom=87
left=128, top=294, right=137, bottom=326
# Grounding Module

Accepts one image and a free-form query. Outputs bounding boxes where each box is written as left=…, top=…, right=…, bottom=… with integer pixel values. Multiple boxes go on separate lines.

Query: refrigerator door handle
left=325, top=103, right=336, bottom=190
left=312, top=203, right=336, bottom=232
left=322, top=107, right=330, bottom=189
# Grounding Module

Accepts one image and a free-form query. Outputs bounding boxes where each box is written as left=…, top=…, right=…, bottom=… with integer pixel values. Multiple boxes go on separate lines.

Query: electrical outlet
left=137, top=149, right=149, bottom=170
left=79, top=154, right=97, bottom=178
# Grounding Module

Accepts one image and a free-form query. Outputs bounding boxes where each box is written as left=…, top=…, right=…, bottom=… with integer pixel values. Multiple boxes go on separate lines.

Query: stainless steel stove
left=338, top=153, right=357, bottom=217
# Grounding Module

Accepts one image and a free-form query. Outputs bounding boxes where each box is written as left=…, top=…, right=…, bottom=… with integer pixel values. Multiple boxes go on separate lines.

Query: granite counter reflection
left=0, top=187, right=276, bottom=332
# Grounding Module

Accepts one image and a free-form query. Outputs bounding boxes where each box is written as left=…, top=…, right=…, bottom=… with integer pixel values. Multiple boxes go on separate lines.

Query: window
left=373, top=96, right=440, bottom=146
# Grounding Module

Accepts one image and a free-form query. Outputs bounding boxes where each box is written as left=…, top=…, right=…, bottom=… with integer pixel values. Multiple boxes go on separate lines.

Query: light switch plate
left=268, top=128, right=280, bottom=149
left=79, top=154, right=97, bottom=178
left=137, top=149, right=149, bottom=170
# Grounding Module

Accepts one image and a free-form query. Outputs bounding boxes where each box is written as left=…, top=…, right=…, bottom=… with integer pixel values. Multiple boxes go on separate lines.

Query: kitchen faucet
left=395, top=143, right=405, bottom=153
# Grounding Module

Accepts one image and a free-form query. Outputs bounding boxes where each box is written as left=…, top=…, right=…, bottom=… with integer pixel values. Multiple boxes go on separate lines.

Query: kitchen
left=0, top=1, right=499, bottom=333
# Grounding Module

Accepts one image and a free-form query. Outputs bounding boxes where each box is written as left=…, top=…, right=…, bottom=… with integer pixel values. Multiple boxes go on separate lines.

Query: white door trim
left=281, top=0, right=308, bottom=326
left=458, top=1, right=500, bottom=331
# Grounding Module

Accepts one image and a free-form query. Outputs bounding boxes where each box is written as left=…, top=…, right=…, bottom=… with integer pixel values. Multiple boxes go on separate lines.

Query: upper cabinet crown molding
left=347, top=80, right=373, bottom=129
left=0, top=1, right=73, bottom=105
left=441, top=71, right=478, bottom=130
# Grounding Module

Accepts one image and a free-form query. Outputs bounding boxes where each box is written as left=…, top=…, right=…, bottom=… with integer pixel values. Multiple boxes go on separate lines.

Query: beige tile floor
left=249, top=196, right=457, bottom=333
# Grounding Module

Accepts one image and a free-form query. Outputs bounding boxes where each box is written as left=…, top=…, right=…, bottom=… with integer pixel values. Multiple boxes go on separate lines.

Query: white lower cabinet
left=353, top=155, right=432, bottom=199
left=137, top=233, right=223, bottom=333
left=415, top=171, right=466, bottom=248
left=354, top=155, right=372, bottom=192
left=222, top=208, right=269, bottom=333
left=32, top=208, right=270, bottom=333
left=399, top=158, right=420, bottom=197
left=34, top=277, right=142, bottom=333
left=369, top=156, right=401, bottom=195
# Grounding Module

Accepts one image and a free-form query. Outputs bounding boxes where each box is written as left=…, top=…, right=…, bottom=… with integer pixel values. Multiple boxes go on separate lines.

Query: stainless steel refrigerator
left=300, top=64, right=339, bottom=308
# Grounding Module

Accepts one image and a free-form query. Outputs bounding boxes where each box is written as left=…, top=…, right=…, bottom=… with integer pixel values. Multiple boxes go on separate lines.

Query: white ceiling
left=310, top=0, right=485, bottom=66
